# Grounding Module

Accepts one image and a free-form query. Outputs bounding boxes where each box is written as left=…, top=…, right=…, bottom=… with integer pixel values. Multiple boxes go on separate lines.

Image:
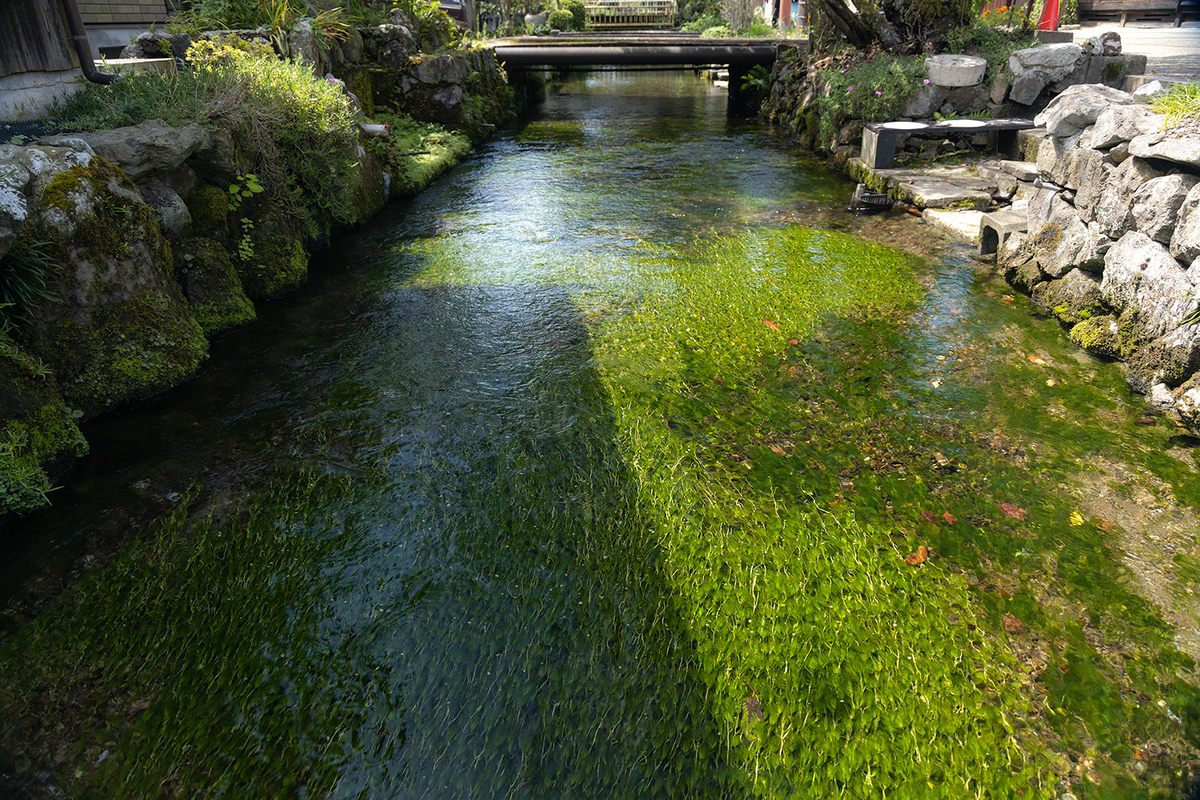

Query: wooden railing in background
left=585, top=0, right=677, bottom=29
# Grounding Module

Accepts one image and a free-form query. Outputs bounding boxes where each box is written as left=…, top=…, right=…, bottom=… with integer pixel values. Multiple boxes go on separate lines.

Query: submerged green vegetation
left=2, top=74, right=1197, bottom=797
left=4, top=221, right=1197, bottom=796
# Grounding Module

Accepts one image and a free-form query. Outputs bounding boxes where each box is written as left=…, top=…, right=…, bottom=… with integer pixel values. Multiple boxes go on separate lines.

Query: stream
left=1, top=70, right=1199, bottom=799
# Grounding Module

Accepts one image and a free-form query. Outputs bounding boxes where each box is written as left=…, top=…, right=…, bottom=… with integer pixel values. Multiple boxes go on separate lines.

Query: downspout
left=60, top=0, right=121, bottom=84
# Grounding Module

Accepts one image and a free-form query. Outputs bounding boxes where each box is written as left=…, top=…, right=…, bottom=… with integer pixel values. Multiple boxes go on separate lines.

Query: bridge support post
left=727, top=64, right=751, bottom=115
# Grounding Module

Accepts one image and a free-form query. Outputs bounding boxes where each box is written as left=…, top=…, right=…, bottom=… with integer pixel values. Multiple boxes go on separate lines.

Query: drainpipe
left=60, top=0, right=121, bottom=84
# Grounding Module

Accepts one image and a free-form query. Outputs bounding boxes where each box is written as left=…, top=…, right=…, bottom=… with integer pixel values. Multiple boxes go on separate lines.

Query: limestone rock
left=989, top=72, right=1009, bottom=105
left=287, top=20, right=321, bottom=73
left=362, top=23, right=418, bottom=71
left=896, top=180, right=992, bottom=210
left=187, top=125, right=243, bottom=184
left=0, top=149, right=32, bottom=260
left=900, top=85, right=948, bottom=118
left=1082, top=31, right=1121, bottom=56
left=1034, top=83, right=1137, bottom=139
left=1074, top=148, right=1112, bottom=217
left=1031, top=267, right=1105, bottom=323
left=1133, top=80, right=1168, bottom=99
left=44, top=120, right=210, bottom=183
left=1128, top=131, right=1200, bottom=170
left=1037, top=131, right=1086, bottom=189
left=1094, top=156, right=1162, bottom=238
left=139, top=180, right=192, bottom=238
left=1129, top=174, right=1200, bottom=246
left=1009, top=71, right=1049, bottom=106
left=1101, top=231, right=1197, bottom=340
left=925, top=54, right=987, bottom=87
left=1171, top=181, right=1200, bottom=264
left=1089, top=104, right=1165, bottom=149
left=341, top=27, right=364, bottom=63
left=1000, top=232, right=1046, bottom=291
left=1008, top=43, right=1083, bottom=76
left=1031, top=194, right=1105, bottom=276
left=1171, top=371, right=1200, bottom=432
left=174, top=237, right=255, bottom=335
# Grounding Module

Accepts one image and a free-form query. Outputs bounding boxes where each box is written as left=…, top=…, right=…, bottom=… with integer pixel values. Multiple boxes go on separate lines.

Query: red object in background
left=1038, top=0, right=1060, bottom=29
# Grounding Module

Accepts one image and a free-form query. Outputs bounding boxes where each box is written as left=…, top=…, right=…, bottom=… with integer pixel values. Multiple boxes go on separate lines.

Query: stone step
left=923, top=209, right=984, bottom=242
left=980, top=206, right=1028, bottom=256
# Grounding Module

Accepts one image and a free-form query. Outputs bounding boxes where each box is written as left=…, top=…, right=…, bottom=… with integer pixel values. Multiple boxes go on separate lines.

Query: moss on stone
left=0, top=342, right=88, bottom=517
left=187, top=184, right=231, bottom=243
left=1067, top=314, right=1120, bottom=359
left=23, top=159, right=209, bottom=418
left=174, top=237, right=256, bottom=335
left=232, top=207, right=309, bottom=299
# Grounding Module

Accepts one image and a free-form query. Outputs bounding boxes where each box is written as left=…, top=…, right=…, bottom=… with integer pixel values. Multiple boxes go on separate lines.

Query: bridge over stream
left=490, top=33, right=788, bottom=113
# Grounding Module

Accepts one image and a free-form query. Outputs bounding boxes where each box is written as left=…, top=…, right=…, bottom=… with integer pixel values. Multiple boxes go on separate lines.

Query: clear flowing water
left=3, top=71, right=1199, bottom=799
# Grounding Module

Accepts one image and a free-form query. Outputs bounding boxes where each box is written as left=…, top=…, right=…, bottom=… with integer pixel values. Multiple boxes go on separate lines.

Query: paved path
left=1072, top=21, right=1200, bottom=78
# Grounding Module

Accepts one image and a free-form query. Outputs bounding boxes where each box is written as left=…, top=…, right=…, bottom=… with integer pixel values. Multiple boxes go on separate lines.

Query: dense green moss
left=1067, top=314, right=1120, bottom=358
left=186, top=184, right=231, bottom=243
left=232, top=208, right=309, bottom=299
left=174, top=237, right=256, bottom=335
left=0, top=342, right=87, bottom=516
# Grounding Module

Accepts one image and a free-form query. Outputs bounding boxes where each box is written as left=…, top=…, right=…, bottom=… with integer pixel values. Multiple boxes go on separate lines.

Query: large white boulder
left=1034, top=83, right=1138, bottom=138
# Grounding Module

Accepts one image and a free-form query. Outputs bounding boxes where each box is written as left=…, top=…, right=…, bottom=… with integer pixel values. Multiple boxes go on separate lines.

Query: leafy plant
left=0, top=239, right=56, bottom=329
left=562, top=0, right=587, bottom=28
left=227, top=172, right=265, bottom=211
left=817, top=54, right=926, bottom=144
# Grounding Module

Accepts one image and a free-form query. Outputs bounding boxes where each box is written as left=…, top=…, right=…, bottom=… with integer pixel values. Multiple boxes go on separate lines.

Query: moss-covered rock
left=22, top=158, right=209, bottom=418
left=174, top=236, right=256, bottom=335
left=0, top=340, right=88, bottom=516
left=186, top=184, right=231, bottom=243
left=1031, top=268, right=1106, bottom=325
left=231, top=205, right=308, bottom=299
left=1067, top=314, right=1120, bottom=358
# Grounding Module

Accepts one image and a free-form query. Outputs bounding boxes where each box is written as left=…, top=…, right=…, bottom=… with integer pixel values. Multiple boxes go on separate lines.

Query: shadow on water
left=0, top=202, right=747, bottom=796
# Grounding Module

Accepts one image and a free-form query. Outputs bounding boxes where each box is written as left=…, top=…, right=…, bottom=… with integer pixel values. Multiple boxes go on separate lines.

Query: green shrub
left=547, top=8, right=575, bottom=29
left=700, top=24, right=735, bottom=37
left=52, top=38, right=359, bottom=235
left=817, top=54, right=926, bottom=143
left=562, top=0, right=587, bottom=28
left=681, top=9, right=725, bottom=30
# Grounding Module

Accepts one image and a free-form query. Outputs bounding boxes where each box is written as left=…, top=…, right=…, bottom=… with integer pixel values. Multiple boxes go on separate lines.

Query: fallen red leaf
left=1003, top=614, right=1028, bottom=635
left=787, top=338, right=800, bottom=346
left=769, top=444, right=785, bottom=455
left=762, top=319, right=780, bottom=331
left=921, top=510, right=937, bottom=524
left=1136, top=417, right=1155, bottom=426
left=999, top=502, right=1027, bottom=520
left=942, top=512, right=957, bottom=525
left=904, top=545, right=929, bottom=566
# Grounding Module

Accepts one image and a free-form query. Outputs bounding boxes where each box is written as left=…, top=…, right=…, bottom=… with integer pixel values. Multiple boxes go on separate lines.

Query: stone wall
left=999, top=83, right=1200, bottom=431
left=765, top=34, right=1145, bottom=164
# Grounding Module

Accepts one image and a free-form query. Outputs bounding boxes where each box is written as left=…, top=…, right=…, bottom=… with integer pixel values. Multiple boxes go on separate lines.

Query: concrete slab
left=898, top=180, right=993, bottom=210
left=924, top=209, right=984, bottom=241
left=998, top=159, right=1039, bottom=181
left=980, top=206, right=1029, bottom=255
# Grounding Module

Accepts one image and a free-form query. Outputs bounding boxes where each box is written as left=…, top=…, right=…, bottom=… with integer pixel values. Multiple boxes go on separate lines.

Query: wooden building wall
left=0, top=0, right=77, bottom=78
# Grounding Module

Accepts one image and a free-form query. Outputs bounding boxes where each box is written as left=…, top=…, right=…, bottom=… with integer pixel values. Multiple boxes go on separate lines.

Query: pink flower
left=923, top=78, right=931, bottom=84
left=875, top=90, right=882, bottom=95
left=848, top=86, right=854, bottom=91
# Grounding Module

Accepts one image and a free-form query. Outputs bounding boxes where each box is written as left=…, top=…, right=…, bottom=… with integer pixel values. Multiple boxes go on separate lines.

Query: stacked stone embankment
left=1000, top=83, right=1200, bottom=430
left=0, top=14, right=518, bottom=518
